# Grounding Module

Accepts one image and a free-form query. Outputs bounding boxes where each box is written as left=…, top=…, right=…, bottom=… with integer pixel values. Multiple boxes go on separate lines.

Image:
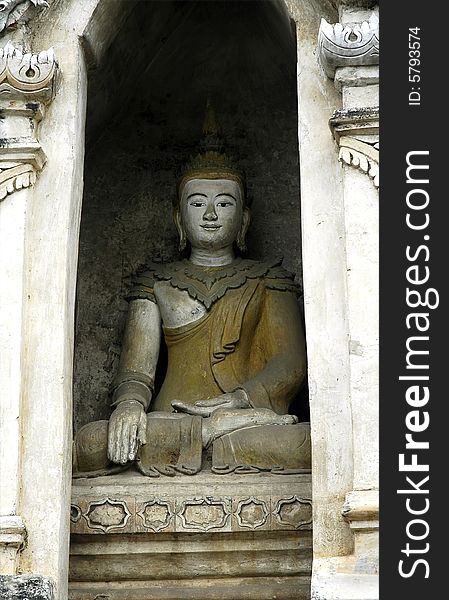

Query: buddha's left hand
left=172, top=389, right=250, bottom=417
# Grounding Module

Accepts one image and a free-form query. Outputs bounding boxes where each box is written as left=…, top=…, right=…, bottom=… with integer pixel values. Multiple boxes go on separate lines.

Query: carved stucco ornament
left=339, top=137, right=379, bottom=188
left=329, top=107, right=379, bottom=189
left=178, top=498, right=230, bottom=532
left=85, top=498, right=131, bottom=534
left=137, top=500, right=173, bottom=532
left=0, top=0, right=48, bottom=33
left=235, top=497, right=269, bottom=529
left=318, top=14, right=379, bottom=79
left=318, top=14, right=379, bottom=189
left=273, top=496, right=312, bottom=530
left=0, top=42, right=57, bottom=200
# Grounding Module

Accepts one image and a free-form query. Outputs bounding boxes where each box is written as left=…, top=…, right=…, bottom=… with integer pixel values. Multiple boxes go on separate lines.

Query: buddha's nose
left=203, top=204, right=218, bottom=221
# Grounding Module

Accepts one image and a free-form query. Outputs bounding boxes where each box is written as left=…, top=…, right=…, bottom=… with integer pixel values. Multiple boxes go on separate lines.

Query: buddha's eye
left=189, top=201, right=206, bottom=207
left=217, top=201, right=233, bottom=208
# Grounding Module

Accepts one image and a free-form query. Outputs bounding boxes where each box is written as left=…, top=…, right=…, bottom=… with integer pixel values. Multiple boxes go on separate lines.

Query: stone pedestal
left=70, top=471, right=312, bottom=600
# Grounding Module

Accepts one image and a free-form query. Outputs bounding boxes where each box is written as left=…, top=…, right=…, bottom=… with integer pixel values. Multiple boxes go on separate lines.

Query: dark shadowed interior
left=74, top=0, right=309, bottom=431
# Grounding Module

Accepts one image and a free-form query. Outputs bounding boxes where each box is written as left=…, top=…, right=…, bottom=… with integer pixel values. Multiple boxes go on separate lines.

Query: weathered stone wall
left=73, top=0, right=304, bottom=431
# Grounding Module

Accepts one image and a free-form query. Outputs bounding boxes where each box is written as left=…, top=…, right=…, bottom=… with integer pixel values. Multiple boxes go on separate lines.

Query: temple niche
left=0, top=1, right=379, bottom=599
left=74, top=0, right=308, bottom=432
left=70, top=1, right=312, bottom=598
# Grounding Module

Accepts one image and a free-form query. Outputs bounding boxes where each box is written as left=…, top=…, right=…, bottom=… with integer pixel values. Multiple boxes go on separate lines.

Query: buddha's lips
left=201, top=224, right=222, bottom=230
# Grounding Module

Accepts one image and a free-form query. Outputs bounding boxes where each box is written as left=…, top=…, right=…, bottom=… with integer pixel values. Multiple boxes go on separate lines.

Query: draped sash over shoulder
left=152, top=279, right=262, bottom=412
left=128, top=258, right=305, bottom=415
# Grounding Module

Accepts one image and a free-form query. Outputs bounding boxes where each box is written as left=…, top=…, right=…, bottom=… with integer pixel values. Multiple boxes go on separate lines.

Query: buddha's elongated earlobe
left=236, top=207, right=251, bottom=253
left=173, top=208, right=187, bottom=252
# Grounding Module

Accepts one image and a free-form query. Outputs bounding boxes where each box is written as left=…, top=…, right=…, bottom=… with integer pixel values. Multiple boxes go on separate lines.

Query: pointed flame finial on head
left=176, top=98, right=247, bottom=205
left=202, top=96, right=222, bottom=137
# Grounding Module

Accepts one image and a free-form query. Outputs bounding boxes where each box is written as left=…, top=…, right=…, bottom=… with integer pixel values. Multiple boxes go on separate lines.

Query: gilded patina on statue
left=73, top=104, right=310, bottom=478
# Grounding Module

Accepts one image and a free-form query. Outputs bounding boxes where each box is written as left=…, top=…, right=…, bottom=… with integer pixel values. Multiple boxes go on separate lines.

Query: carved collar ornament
left=129, top=258, right=300, bottom=310
left=176, top=99, right=247, bottom=203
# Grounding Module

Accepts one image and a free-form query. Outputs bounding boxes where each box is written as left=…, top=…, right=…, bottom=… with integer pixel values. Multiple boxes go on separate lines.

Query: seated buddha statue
left=73, top=104, right=310, bottom=478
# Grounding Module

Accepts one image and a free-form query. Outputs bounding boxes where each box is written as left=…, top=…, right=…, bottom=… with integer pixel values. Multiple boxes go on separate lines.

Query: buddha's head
left=174, top=102, right=251, bottom=253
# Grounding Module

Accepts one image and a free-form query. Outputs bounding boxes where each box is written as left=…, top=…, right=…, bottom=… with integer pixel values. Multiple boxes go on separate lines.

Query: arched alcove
left=73, top=0, right=308, bottom=432
left=12, top=1, right=354, bottom=597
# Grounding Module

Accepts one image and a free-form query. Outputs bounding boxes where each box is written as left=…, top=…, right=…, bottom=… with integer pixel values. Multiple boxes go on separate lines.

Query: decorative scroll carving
left=339, top=137, right=379, bottom=188
left=274, top=496, right=312, bottom=530
left=85, top=499, right=131, bottom=533
left=137, top=500, right=173, bottom=532
left=0, top=43, right=56, bottom=98
left=71, top=488, right=313, bottom=534
left=0, top=163, right=36, bottom=200
left=178, top=498, right=230, bottom=532
left=0, top=0, right=48, bottom=34
left=318, top=15, right=379, bottom=78
left=235, top=497, right=269, bottom=529
left=0, top=43, right=57, bottom=201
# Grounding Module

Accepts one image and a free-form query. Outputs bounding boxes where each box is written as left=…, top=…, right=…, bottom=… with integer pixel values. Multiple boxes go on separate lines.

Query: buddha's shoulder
left=247, top=258, right=301, bottom=295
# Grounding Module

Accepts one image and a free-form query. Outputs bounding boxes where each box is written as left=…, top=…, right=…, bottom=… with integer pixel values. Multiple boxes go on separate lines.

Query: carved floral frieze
left=71, top=493, right=313, bottom=535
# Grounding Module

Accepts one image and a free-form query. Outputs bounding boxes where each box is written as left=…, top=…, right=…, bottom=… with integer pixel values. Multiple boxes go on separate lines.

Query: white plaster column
left=315, top=2, right=379, bottom=598
left=15, top=39, right=87, bottom=599
left=284, top=0, right=355, bottom=594
left=0, top=43, right=57, bottom=576
left=0, top=12, right=89, bottom=600
left=0, top=185, right=27, bottom=574
left=0, top=1, right=138, bottom=596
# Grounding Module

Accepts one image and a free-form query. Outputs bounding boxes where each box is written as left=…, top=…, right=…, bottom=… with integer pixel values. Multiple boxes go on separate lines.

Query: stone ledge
left=69, top=576, right=311, bottom=600
left=342, top=489, right=379, bottom=521
left=71, top=471, right=312, bottom=534
left=312, top=572, right=378, bottom=600
left=70, top=472, right=312, bottom=598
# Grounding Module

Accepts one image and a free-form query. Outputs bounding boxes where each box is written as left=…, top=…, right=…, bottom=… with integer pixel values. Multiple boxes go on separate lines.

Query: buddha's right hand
left=107, top=400, right=147, bottom=465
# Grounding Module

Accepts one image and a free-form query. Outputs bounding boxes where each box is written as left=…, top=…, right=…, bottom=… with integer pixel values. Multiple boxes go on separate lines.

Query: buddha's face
left=179, top=178, right=245, bottom=251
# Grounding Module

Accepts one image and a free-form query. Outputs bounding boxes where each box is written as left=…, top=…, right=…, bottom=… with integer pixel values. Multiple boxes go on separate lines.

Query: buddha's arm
left=241, top=289, right=306, bottom=415
left=111, top=298, right=161, bottom=411
left=108, top=298, right=161, bottom=464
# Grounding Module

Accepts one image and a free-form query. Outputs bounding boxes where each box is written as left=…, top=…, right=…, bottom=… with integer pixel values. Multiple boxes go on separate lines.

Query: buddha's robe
left=125, top=258, right=307, bottom=414
left=72, top=259, right=310, bottom=478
